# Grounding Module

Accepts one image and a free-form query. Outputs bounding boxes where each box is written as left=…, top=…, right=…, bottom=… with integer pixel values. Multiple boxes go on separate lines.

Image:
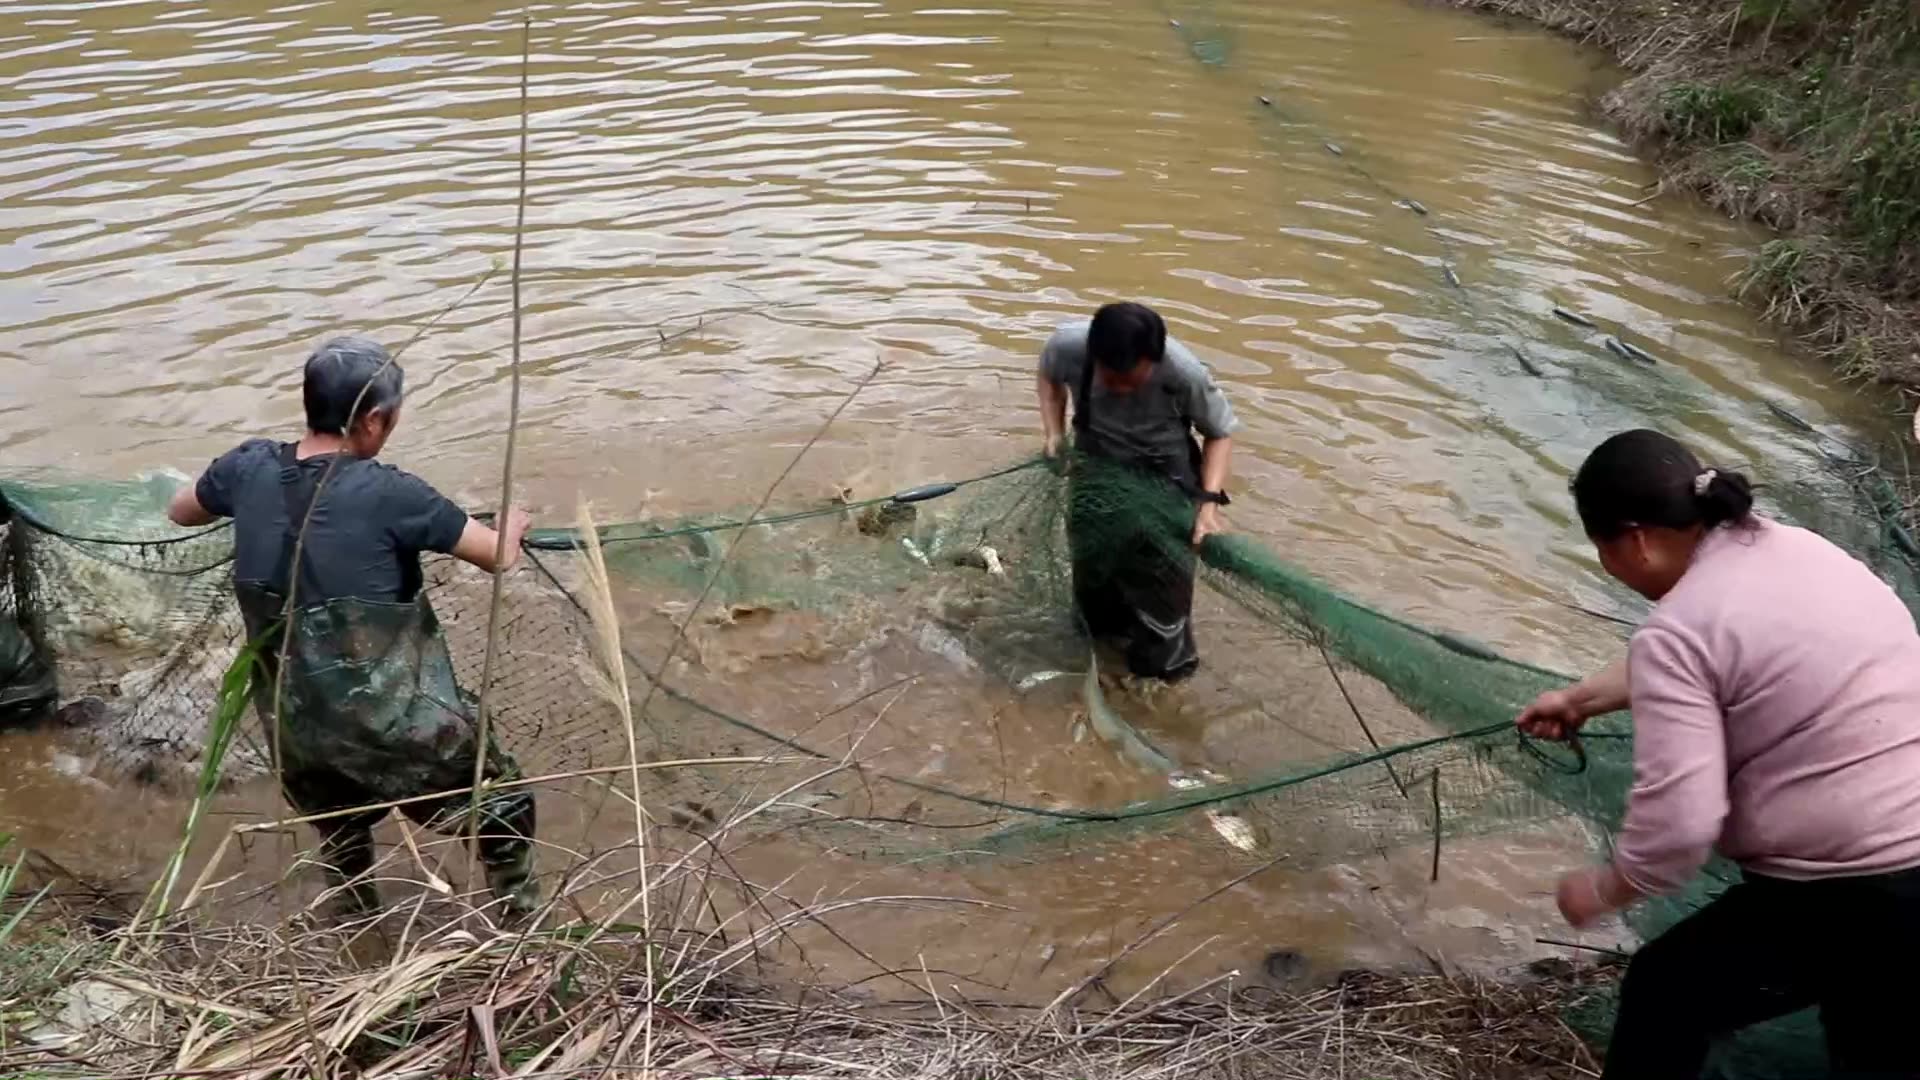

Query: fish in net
left=0, top=452, right=1885, bottom=1077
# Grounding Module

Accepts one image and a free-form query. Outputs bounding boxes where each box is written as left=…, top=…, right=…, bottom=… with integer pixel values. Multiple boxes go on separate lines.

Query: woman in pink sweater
left=1519, top=429, right=1920, bottom=1079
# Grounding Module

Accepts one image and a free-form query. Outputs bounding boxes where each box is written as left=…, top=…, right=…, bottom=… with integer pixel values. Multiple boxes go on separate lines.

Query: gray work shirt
left=1038, top=319, right=1239, bottom=473
left=196, top=439, right=468, bottom=605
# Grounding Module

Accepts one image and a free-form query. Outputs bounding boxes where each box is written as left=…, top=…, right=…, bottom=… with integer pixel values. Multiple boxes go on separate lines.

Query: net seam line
left=520, top=458, right=1046, bottom=551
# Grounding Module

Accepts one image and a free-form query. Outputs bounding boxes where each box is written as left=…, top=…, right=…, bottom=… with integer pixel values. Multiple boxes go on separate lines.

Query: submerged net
left=0, top=472, right=628, bottom=784
left=0, top=449, right=1900, bottom=1080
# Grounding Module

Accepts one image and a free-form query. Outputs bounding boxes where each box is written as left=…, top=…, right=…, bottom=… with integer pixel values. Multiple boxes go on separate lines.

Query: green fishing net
left=0, top=443, right=1898, bottom=1077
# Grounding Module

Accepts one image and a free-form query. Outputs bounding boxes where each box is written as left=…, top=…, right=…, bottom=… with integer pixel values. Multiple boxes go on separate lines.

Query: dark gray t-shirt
left=1038, top=318, right=1239, bottom=472
left=195, top=439, right=468, bottom=604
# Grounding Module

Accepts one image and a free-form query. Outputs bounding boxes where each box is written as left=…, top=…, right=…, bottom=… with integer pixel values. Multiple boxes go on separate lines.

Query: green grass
left=1657, top=80, right=1774, bottom=142
left=0, top=934, right=92, bottom=1012
left=1738, top=237, right=1812, bottom=292
left=1843, top=114, right=1920, bottom=267
left=1571, top=0, right=1920, bottom=378
left=135, top=630, right=266, bottom=930
left=0, top=835, right=47, bottom=950
left=1715, top=143, right=1777, bottom=187
left=1737, top=0, right=1820, bottom=35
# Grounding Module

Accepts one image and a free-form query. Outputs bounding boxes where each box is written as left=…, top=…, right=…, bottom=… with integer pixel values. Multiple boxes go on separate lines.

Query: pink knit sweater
left=1615, top=516, right=1920, bottom=895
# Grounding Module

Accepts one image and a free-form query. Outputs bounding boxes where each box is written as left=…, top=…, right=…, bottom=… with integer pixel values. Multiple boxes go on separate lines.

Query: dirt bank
left=1453, top=0, right=1920, bottom=393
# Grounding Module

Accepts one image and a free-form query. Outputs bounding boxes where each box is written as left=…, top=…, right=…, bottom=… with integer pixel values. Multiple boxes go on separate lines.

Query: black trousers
left=1604, top=866, right=1920, bottom=1079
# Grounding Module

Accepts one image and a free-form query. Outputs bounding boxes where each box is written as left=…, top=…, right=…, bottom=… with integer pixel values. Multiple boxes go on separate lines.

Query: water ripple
left=0, top=0, right=1886, bottom=665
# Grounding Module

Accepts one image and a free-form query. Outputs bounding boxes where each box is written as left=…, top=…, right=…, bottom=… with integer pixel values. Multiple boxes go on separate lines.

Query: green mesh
left=0, top=450, right=1898, bottom=1080
left=0, top=518, right=55, bottom=726
left=0, top=473, right=627, bottom=785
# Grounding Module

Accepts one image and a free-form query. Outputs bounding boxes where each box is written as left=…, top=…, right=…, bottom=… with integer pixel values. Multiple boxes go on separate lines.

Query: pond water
left=0, top=0, right=1900, bottom=999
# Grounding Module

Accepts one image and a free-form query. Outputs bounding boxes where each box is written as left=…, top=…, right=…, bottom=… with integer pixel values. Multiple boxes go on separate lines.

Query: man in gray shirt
left=1036, top=302, right=1238, bottom=681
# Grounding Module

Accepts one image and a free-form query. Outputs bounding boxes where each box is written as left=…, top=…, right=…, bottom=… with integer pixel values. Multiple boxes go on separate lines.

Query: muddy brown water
left=0, top=0, right=1899, bottom=1000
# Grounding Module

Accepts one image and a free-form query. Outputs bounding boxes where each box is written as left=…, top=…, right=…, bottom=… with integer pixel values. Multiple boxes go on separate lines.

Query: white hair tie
left=1693, top=469, right=1718, bottom=497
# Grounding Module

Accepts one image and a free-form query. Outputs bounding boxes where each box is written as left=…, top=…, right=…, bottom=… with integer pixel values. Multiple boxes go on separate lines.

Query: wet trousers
left=1603, top=866, right=1920, bottom=1079
left=1067, top=491, right=1199, bottom=681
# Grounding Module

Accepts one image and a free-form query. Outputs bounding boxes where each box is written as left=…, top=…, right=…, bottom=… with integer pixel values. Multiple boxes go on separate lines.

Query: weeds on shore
left=1460, top=0, right=1920, bottom=387
left=0, top=845, right=1615, bottom=1080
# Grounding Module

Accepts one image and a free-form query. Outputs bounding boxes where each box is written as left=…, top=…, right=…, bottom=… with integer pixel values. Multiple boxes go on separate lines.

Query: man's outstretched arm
left=450, top=510, right=532, bottom=575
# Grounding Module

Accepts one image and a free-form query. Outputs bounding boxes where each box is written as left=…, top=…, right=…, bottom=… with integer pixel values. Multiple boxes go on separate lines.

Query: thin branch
left=622, top=356, right=886, bottom=750
left=471, top=12, right=535, bottom=891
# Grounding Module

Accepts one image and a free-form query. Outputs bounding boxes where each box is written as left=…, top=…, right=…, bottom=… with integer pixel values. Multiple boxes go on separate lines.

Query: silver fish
left=1205, top=810, right=1260, bottom=852
left=1168, top=767, right=1226, bottom=790
left=1552, top=305, right=1597, bottom=329
left=1015, top=669, right=1073, bottom=691
left=1508, top=343, right=1545, bottom=377
left=1616, top=338, right=1659, bottom=365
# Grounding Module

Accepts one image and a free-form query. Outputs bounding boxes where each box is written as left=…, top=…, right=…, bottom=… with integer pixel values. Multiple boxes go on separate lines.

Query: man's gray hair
left=302, top=335, right=403, bottom=435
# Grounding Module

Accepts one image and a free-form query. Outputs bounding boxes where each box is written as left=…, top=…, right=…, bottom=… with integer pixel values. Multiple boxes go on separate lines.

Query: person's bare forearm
left=1570, top=656, right=1630, bottom=718
left=452, top=513, right=530, bottom=574
left=1037, top=374, right=1067, bottom=446
left=168, top=483, right=217, bottom=527
left=1199, top=436, right=1231, bottom=495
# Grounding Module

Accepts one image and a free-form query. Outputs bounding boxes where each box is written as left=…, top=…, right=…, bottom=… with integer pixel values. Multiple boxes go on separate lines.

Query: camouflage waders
left=237, top=584, right=537, bottom=915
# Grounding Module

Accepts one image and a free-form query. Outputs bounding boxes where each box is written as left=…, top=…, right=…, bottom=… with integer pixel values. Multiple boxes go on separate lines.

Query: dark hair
left=1087, top=302, right=1167, bottom=373
left=303, top=336, right=403, bottom=435
left=1572, top=429, right=1754, bottom=540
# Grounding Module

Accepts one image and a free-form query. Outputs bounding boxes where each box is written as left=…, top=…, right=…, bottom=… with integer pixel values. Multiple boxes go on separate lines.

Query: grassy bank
left=1455, top=0, right=1920, bottom=389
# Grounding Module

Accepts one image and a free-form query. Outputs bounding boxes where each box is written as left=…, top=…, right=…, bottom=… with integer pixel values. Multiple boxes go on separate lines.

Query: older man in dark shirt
left=169, top=336, right=538, bottom=916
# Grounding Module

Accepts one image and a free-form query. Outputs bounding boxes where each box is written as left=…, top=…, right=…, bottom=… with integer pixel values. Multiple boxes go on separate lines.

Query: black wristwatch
left=1197, top=489, right=1231, bottom=506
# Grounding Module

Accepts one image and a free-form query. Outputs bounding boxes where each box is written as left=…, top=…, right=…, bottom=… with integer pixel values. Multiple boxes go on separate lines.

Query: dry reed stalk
left=1315, top=638, right=1407, bottom=800
left=571, top=498, right=657, bottom=1074
left=471, top=11, right=536, bottom=889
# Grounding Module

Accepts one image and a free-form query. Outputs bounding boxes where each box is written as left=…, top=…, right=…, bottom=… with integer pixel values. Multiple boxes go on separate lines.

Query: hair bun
left=1694, top=467, right=1755, bottom=528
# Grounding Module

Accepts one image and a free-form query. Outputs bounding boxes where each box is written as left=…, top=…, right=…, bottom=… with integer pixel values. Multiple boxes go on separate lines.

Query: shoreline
left=1443, top=0, right=1920, bottom=404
